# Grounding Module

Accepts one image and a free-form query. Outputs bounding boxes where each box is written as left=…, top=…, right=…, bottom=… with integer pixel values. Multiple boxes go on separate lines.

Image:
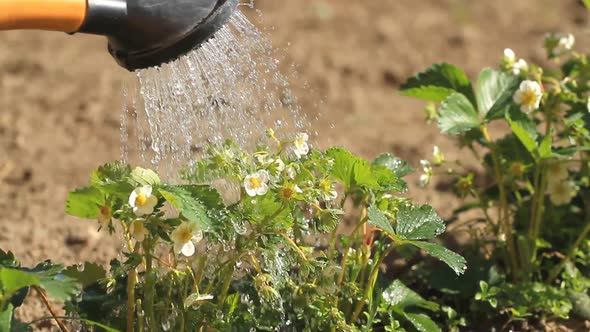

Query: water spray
left=0, top=0, right=238, bottom=70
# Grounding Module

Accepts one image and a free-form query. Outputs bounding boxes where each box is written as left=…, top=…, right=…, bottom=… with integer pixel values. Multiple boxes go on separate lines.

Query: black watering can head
left=80, top=0, right=238, bottom=71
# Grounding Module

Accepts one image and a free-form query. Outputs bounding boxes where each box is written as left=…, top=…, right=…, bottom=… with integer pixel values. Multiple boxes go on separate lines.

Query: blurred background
left=0, top=0, right=588, bottom=304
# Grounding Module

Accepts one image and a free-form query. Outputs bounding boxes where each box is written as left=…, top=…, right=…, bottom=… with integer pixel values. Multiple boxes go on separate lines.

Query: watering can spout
left=0, top=0, right=238, bottom=71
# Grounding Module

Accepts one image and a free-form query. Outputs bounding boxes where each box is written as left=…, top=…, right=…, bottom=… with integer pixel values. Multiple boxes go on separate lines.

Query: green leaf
left=0, top=303, right=12, bottom=332
left=396, top=204, right=445, bottom=240
left=372, top=166, right=406, bottom=192
left=0, top=269, right=39, bottom=296
left=0, top=250, right=18, bottom=269
left=128, top=167, right=161, bottom=187
left=583, top=0, right=590, bottom=9
left=399, top=86, right=458, bottom=103
left=354, top=160, right=381, bottom=190
left=569, top=290, right=590, bottom=320
left=539, top=134, right=553, bottom=159
left=438, top=93, right=480, bottom=134
left=403, top=312, right=442, bottom=332
left=553, top=145, right=590, bottom=157
left=26, top=263, right=80, bottom=302
left=63, top=263, right=106, bottom=288
left=159, top=185, right=225, bottom=231
left=367, top=205, right=395, bottom=236
left=373, top=153, right=414, bottom=178
left=410, top=241, right=466, bottom=275
left=65, top=187, right=104, bottom=219
left=326, top=148, right=356, bottom=189
left=382, top=280, right=439, bottom=311
left=326, top=148, right=380, bottom=190
left=508, top=117, right=537, bottom=156
left=400, top=63, right=474, bottom=103
left=476, top=68, right=519, bottom=119
left=90, top=162, right=131, bottom=186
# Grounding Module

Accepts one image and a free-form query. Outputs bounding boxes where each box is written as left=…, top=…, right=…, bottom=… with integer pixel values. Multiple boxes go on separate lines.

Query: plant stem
left=350, top=245, right=394, bottom=323
left=217, top=263, right=234, bottom=309
left=126, top=242, right=140, bottom=332
left=546, top=220, right=590, bottom=283
left=143, top=240, right=156, bottom=330
left=279, top=232, right=307, bottom=261
left=482, top=125, right=519, bottom=280
left=34, top=286, right=69, bottom=332
left=530, top=162, right=548, bottom=260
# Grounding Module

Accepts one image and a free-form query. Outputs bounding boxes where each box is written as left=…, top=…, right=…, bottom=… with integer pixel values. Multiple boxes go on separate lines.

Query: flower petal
left=181, top=241, right=196, bottom=257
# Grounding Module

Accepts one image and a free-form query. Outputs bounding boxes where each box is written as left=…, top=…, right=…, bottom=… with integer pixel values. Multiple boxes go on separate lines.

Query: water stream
left=121, top=9, right=311, bottom=180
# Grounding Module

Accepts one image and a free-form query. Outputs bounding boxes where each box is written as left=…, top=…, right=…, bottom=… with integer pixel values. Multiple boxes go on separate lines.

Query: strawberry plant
left=402, top=32, right=590, bottom=328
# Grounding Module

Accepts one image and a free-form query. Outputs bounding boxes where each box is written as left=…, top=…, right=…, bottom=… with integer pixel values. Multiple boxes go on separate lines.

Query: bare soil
left=1, top=0, right=589, bottom=330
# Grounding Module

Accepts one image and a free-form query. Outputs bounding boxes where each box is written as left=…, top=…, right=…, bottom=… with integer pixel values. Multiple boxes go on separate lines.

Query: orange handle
left=0, top=0, right=87, bottom=33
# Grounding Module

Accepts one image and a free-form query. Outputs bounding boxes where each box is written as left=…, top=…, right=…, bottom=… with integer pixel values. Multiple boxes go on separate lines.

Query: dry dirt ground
left=1, top=0, right=590, bottom=330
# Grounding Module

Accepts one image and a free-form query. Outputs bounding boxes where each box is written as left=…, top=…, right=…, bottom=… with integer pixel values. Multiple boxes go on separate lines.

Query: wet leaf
left=63, top=263, right=106, bottom=288
left=410, top=241, right=467, bottom=275
left=159, top=185, right=225, bottom=231
left=382, top=280, right=439, bottom=311
left=373, top=153, right=414, bottom=178
left=367, top=205, right=395, bottom=236
left=396, top=204, right=445, bottom=240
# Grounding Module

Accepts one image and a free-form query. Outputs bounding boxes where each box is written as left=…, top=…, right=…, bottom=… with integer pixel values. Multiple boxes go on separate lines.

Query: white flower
left=128, top=185, right=158, bottom=216
left=513, top=80, right=543, bottom=113
left=243, top=170, right=270, bottom=197
left=170, top=222, right=203, bottom=257
left=254, top=152, right=270, bottom=165
left=129, top=220, right=149, bottom=242
left=319, top=179, right=338, bottom=201
left=432, top=146, right=444, bottom=165
left=285, top=165, right=297, bottom=180
left=293, top=133, right=310, bottom=158
left=502, top=48, right=528, bottom=75
left=587, top=97, right=590, bottom=113
left=556, top=34, right=575, bottom=54
left=269, top=158, right=285, bottom=175
left=512, top=59, right=528, bottom=75
left=545, top=33, right=575, bottom=57
left=547, top=163, right=569, bottom=183
left=547, top=180, right=578, bottom=206
left=98, top=206, right=112, bottom=229
left=419, top=160, right=433, bottom=187
left=503, top=48, right=516, bottom=61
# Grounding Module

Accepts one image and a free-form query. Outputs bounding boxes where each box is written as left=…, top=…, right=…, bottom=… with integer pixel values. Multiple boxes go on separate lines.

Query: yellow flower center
left=280, top=187, right=295, bottom=200
left=249, top=177, right=262, bottom=189
left=135, top=194, right=148, bottom=207
left=509, top=162, right=525, bottom=177
left=320, top=179, right=332, bottom=192
left=521, top=90, right=538, bottom=107
left=177, top=227, right=193, bottom=243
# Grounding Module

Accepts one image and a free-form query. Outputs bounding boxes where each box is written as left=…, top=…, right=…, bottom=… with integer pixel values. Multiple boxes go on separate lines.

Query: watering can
left=0, top=0, right=238, bottom=70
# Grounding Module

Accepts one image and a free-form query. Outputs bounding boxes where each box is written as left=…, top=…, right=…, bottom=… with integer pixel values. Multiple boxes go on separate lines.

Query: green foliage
left=367, top=205, right=466, bottom=275
left=56, top=134, right=463, bottom=331
left=438, top=93, right=480, bottom=134
left=399, top=63, right=475, bottom=103
left=476, top=68, right=519, bottom=119
left=403, top=31, right=590, bottom=328
left=159, top=185, right=225, bottom=231
left=65, top=187, right=104, bottom=219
